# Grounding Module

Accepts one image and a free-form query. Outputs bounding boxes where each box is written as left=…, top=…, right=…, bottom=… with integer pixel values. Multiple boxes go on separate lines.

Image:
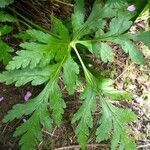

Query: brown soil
left=0, top=84, right=22, bottom=121
left=0, top=82, right=20, bottom=149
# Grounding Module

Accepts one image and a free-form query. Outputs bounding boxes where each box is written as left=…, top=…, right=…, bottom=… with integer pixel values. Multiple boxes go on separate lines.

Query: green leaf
left=0, top=11, right=16, bottom=22
left=6, top=27, right=70, bottom=70
left=0, top=25, right=13, bottom=36
left=40, top=104, right=53, bottom=132
left=96, top=100, right=137, bottom=150
left=5, top=72, right=63, bottom=150
left=72, top=85, right=96, bottom=149
left=54, top=43, right=69, bottom=61
left=3, top=82, right=51, bottom=123
left=130, top=31, right=150, bottom=48
left=112, top=39, right=145, bottom=64
left=72, top=0, right=85, bottom=33
left=14, top=29, right=56, bottom=42
left=96, top=102, right=112, bottom=142
left=76, top=10, right=137, bottom=64
left=1, top=0, right=146, bottom=149
left=107, top=17, right=132, bottom=35
left=89, top=14, right=145, bottom=64
left=0, top=0, right=15, bottom=8
left=49, top=79, right=66, bottom=125
left=77, top=41, right=93, bottom=53
left=26, top=29, right=55, bottom=43
left=72, top=0, right=129, bottom=39
left=93, top=42, right=114, bottom=63
left=3, top=82, right=53, bottom=150
left=51, top=16, right=69, bottom=41
left=3, top=98, right=39, bottom=123
left=0, top=40, right=13, bottom=64
left=14, top=111, right=43, bottom=150
left=63, top=56, right=79, bottom=95
left=0, top=65, right=58, bottom=86
left=106, top=0, right=128, bottom=8
left=98, top=78, right=131, bottom=100
left=6, top=42, right=55, bottom=70
left=8, top=28, right=69, bottom=69
left=78, top=41, right=114, bottom=63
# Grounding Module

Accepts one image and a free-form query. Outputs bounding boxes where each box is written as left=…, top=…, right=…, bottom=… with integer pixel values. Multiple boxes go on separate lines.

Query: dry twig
left=54, top=144, right=108, bottom=150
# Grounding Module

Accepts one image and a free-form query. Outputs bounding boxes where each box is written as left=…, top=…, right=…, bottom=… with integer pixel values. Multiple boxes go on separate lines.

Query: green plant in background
left=0, top=0, right=15, bottom=8
left=0, top=12, right=16, bottom=64
left=0, top=0, right=150, bottom=150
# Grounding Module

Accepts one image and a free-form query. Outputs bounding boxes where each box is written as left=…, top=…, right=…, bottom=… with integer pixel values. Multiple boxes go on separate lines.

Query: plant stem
left=72, top=45, right=93, bottom=85
left=54, top=0, right=74, bottom=7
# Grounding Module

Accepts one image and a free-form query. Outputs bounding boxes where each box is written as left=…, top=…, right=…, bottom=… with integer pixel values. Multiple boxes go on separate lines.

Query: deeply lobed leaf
left=98, top=78, right=131, bottom=100
left=0, top=11, right=16, bottom=22
left=0, top=25, right=13, bottom=36
left=1, top=21, right=69, bottom=148
left=0, top=65, right=60, bottom=86
left=0, top=40, right=13, bottom=64
left=63, top=56, right=79, bottom=95
left=72, top=85, right=96, bottom=149
left=77, top=11, right=145, bottom=64
left=72, top=0, right=85, bottom=34
left=49, top=79, right=66, bottom=125
left=96, top=100, right=137, bottom=150
left=6, top=41, right=56, bottom=70
left=130, top=31, right=150, bottom=48
left=3, top=78, right=65, bottom=149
